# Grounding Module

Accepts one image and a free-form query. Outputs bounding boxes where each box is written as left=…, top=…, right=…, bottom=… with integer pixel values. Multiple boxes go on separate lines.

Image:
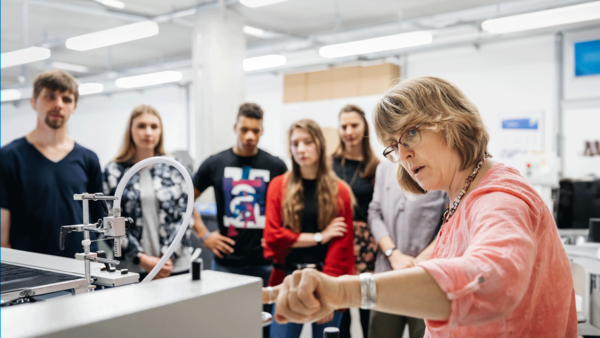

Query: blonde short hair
left=373, top=76, right=490, bottom=195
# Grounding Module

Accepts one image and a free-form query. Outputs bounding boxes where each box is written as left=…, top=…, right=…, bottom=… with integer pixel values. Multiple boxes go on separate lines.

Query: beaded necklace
left=442, top=153, right=488, bottom=225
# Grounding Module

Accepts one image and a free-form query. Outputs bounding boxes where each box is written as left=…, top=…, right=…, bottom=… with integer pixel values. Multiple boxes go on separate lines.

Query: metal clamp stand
left=60, top=193, right=135, bottom=292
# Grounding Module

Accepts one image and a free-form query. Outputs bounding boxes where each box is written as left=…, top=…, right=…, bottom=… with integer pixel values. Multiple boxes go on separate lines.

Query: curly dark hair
left=237, top=102, right=264, bottom=120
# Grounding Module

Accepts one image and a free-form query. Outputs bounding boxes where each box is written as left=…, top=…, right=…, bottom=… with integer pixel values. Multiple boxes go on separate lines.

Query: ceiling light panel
left=482, top=2, right=600, bottom=34
left=240, top=0, right=289, bottom=8
left=243, top=26, right=282, bottom=39
left=319, top=31, right=433, bottom=59
left=1, top=89, right=22, bottom=102
left=95, top=0, right=125, bottom=9
left=115, top=71, right=183, bottom=88
left=79, top=83, right=104, bottom=96
left=66, top=21, right=159, bottom=51
left=1, top=47, right=51, bottom=69
left=243, top=55, right=286, bottom=71
left=244, top=26, right=265, bottom=37
left=52, top=62, right=91, bottom=73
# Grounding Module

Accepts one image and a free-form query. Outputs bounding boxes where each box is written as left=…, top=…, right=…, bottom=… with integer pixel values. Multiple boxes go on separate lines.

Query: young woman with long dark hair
left=263, top=119, right=354, bottom=338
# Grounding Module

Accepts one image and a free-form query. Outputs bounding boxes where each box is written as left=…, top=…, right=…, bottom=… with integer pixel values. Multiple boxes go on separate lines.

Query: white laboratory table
left=1, top=248, right=263, bottom=338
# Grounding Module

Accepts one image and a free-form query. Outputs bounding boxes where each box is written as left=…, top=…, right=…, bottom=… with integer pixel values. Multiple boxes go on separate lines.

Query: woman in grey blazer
left=367, top=161, right=447, bottom=338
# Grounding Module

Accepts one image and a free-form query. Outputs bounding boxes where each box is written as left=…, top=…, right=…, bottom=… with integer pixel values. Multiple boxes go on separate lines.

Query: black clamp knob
left=59, top=225, right=76, bottom=251
left=97, top=251, right=116, bottom=272
left=124, top=217, right=135, bottom=230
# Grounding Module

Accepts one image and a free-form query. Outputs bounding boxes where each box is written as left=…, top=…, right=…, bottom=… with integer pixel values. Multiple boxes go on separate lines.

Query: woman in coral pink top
left=268, top=77, right=577, bottom=337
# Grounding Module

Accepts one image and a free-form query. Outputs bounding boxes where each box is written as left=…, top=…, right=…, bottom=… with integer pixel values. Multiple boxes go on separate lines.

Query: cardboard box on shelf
left=283, top=73, right=307, bottom=103
left=306, top=69, right=333, bottom=101
left=331, top=66, right=360, bottom=99
left=359, top=63, right=400, bottom=96
left=284, top=63, right=401, bottom=103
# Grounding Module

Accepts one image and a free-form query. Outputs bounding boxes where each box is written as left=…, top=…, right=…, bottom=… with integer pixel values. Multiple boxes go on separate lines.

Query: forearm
left=1, top=208, right=11, bottom=247
left=378, top=235, right=396, bottom=253
left=368, top=216, right=390, bottom=245
left=291, top=233, right=318, bottom=248
left=338, top=267, right=451, bottom=321
left=193, top=209, right=209, bottom=238
left=415, top=238, right=437, bottom=263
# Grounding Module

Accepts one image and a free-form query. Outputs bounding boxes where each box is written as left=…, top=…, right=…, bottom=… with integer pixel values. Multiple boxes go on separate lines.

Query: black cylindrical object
left=590, top=219, right=600, bottom=243
left=192, top=258, right=203, bottom=280
left=323, top=327, right=339, bottom=338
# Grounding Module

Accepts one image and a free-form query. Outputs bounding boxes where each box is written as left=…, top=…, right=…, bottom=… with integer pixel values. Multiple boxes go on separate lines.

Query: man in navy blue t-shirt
left=0, top=69, right=104, bottom=258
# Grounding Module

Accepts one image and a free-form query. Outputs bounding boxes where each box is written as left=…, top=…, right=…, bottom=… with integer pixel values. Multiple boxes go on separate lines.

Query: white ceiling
left=1, top=0, right=598, bottom=87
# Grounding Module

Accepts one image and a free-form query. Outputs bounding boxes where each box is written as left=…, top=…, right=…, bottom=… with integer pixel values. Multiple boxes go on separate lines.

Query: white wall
left=251, top=34, right=561, bottom=169
left=562, top=28, right=600, bottom=179
left=407, top=35, right=558, bottom=163
left=246, top=73, right=285, bottom=159
left=3, top=29, right=599, bottom=180
left=1, top=84, right=190, bottom=169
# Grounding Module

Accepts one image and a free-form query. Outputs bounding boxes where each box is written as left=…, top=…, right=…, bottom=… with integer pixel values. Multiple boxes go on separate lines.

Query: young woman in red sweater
left=263, top=119, right=354, bottom=338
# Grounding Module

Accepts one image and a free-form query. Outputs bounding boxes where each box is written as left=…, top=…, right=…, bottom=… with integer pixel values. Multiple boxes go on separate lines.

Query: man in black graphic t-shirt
left=193, top=103, right=287, bottom=338
left=193, top=103, right=287, bottom=279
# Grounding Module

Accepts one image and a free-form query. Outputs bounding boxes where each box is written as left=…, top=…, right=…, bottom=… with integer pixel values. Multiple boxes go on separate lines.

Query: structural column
left=192, top=8, right=246, bottom=163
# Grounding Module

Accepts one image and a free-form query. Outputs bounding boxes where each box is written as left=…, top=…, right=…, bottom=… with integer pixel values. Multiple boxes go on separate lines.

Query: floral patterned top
left=103, top=157, right=194, bottom=263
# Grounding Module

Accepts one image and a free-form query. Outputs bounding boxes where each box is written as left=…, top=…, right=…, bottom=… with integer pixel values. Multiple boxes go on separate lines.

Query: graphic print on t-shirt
left=223, top=166, right=270, bottom=236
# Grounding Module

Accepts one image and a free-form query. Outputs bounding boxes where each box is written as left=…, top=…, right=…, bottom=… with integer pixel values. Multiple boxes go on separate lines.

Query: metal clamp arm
left=85, top=256, right=120, bottom=265
left=59, top=226, right=76, bottom=251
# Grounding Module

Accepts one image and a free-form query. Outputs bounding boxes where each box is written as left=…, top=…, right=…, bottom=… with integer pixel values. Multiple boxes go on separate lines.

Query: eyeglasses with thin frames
left=382, top=125, right=422, bottom=163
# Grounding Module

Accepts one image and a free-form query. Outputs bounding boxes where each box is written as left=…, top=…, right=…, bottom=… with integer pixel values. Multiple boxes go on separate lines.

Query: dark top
left=0, top=137, right=103, bottom=258
left=332, top=157, right=375, bottom=222
left=193, top=148, right=288, bottom=267
left=286, top=179, right=328, bottom=265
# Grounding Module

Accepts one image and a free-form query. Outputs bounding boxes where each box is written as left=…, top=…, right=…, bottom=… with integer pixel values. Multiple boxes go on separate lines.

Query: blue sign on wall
left=502, top=118, right=539, bottom=130
left=575, top=39, right=600, bottom=77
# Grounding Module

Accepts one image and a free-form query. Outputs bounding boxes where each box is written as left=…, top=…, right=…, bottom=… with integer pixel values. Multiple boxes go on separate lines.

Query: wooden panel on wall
left=359, top=63, right=400, bottom=96
left=322, top=127, right=340, bottom=156
left=331, top=66, right=360, bottom=99
left=306, top=70, right=333, bottom=101
left=284, top=63, right=401, bottom=103
left=283, top=73, right=307, bottom=103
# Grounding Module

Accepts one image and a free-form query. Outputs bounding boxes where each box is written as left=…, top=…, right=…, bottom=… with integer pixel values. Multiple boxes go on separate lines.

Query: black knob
left=59, top=225, right=75, bottom=251
left=95, top=219, right=104, bottom=229
left=323, top=327, right=339, bottom=338
left=125, top=217, right=135, bottom=229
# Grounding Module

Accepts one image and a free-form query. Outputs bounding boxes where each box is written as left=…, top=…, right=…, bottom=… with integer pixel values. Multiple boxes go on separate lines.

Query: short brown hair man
left=0, top=69, right=104, bottom=257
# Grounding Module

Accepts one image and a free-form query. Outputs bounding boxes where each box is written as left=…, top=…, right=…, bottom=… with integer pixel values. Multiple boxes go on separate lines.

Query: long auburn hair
left=114, top=104, right=167, bottom=163
left=333, top=104, right=380, bottom=178
left=284, top=119, right=342, bottom=233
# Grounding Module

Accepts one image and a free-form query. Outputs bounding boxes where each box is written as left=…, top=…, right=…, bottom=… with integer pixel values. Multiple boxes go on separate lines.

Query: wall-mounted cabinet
left=283, top=63, right=400, bottom=103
